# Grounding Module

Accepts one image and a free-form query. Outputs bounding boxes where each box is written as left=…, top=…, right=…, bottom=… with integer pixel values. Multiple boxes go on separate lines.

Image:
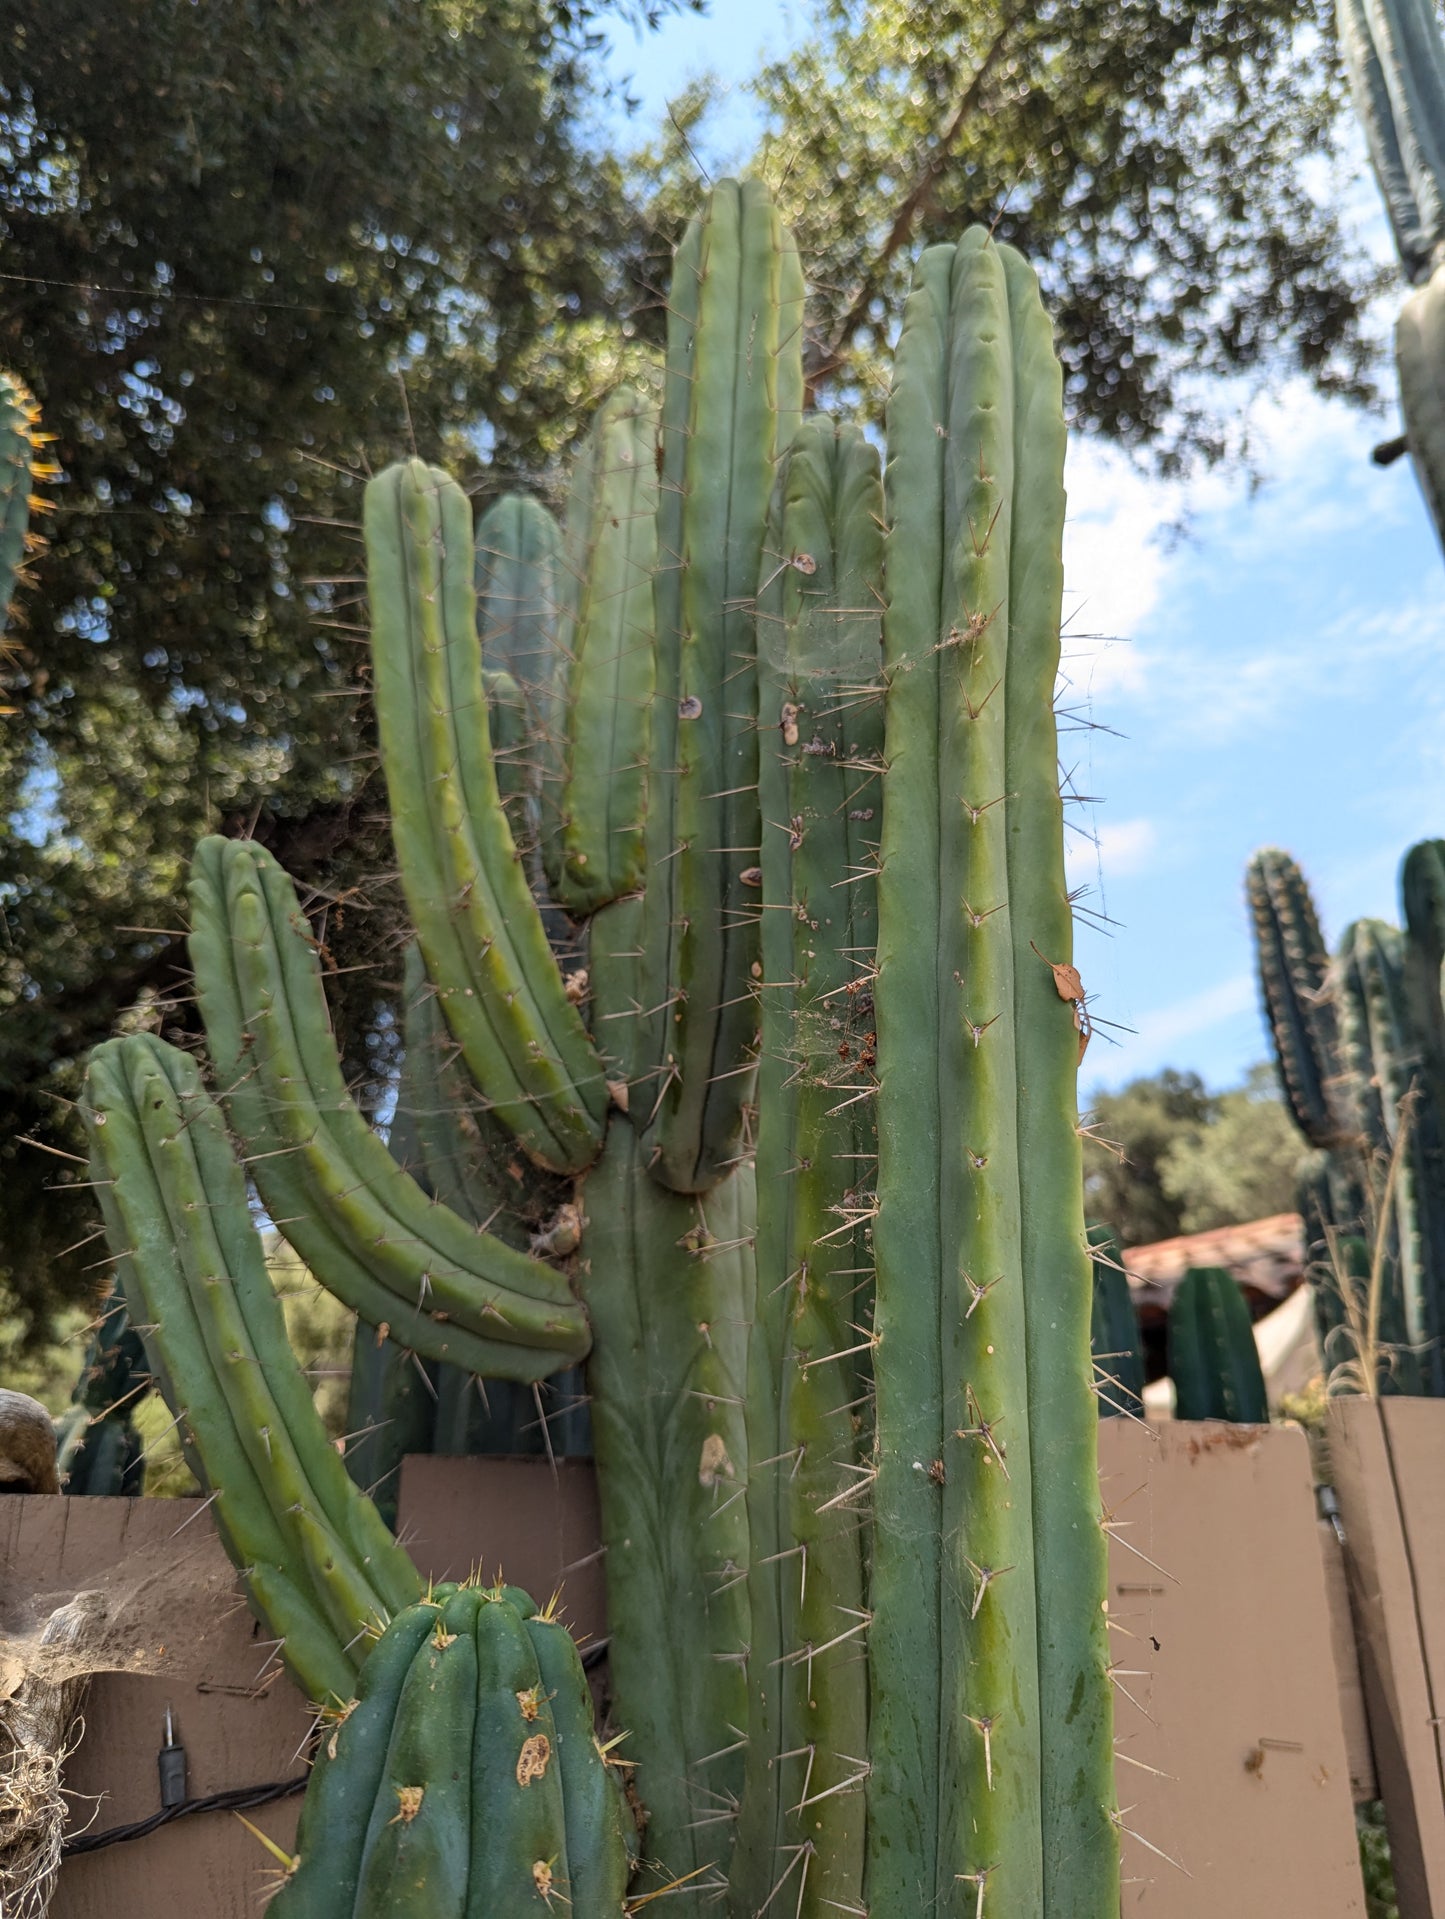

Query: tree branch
left=813, top=12, right=1024, bottom=383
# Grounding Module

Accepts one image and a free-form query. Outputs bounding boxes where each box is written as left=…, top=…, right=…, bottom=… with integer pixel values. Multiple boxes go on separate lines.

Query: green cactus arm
left=1246, top=848, right=1347, bottom=1148
left=998, top=238, right=1119, bottom=1905
left=551, top=387, right=659, bottom=914
left=82, top=1035, right=421, bottom=1703
left=367, top=458, right=606, bottom=1173
left=635, top=179, right=806, bottom=1192
left=1337, top=0, right=1445, bottom=283
left=1088, top=1226, right=1145, bottom=1418
left=273, top=1595, right=446, bottom=1918
left=1168, top=1267, right=1268, bottom=1423
left=97, top=1035, right=419, bottom=1617
left=475, top=490, right=569, bottom=904
left=732, top=417, right=883, bottom=1919
left=188, top=836, right=591, bottom=1377
left=577, top=1116, right=753, bottom=1892
left=351, top=1587, right=482, bottom=1913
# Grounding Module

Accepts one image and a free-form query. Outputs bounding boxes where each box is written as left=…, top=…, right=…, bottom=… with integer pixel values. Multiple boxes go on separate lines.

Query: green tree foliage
left=0, top=0, right=1399, bottom=1333
left=1084, top=1065, right=1299, bottom=1247
left=0, top=0, right=688, bottom=1333
left=642, top=1, right=1385, bottom=465
left=1159, top=1063, right=1302, bottom=1233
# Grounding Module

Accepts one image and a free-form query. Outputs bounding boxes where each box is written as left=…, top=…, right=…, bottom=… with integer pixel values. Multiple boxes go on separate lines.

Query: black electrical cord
left=62, top=1773, right=308, bottom=1857
left=63, top=1641, right=611, bottom=1857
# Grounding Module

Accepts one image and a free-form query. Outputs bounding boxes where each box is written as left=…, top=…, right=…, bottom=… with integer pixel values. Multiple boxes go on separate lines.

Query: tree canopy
left=1083, top=1065, right=1301, bottom=1248
left=644, top=0, right=1385, bottom=464
left=0, top=0, right=1401, bottom=1332
left=0, top=0, right=684, bottom=1327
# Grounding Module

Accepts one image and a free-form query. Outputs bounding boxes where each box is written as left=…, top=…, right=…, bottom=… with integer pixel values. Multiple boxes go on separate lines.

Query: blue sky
left=599, top=4, right=1445, bottom=1102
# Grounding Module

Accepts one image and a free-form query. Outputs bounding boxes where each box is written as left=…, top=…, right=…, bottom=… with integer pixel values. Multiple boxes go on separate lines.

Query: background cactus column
left=867, top=230, right=1116, bottom=1918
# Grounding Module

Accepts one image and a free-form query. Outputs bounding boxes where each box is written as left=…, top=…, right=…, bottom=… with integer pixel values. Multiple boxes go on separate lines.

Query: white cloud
left=1059, top=376, right=1428, bottom=739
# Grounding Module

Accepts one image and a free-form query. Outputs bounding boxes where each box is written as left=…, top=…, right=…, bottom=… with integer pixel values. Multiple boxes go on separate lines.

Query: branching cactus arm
left=367, top=459, right=607, bottom=1172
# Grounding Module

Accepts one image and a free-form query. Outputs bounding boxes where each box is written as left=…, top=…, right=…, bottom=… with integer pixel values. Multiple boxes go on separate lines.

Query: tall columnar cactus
left=272, top=1582, right=633, bottom=1917
left=1247, top=848, right=1348, bottom=1147
left=1089, top=1224, right=1146, bottom=1418
left=1247, top=840, right=1445, bottom=1395
left=82, top=1034, right=422, bottom=1703
left=1168, top=1267, right=1269, bottom=1423
left=867, top=230, right=1116, bottom=1917
left=730, top=417, right=884, bottom=1916
left=1337, top=0, right=1445, bottom=550
left=0, top=370, right=52, bottom=646
left=85, top=179, right=1129, bottom=1914
left=1337, top=916, right=1445, bottom=1391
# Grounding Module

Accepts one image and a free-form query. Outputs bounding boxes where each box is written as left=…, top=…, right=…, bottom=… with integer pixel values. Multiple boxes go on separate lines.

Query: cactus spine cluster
left=78, top=180, right=1119, bottom=1915
left=272, top=1583, right=633, bottom=1917
left=1337, top=0, right=1445, bottom=551
left=1249, top=841, right=1445, bottom=1394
